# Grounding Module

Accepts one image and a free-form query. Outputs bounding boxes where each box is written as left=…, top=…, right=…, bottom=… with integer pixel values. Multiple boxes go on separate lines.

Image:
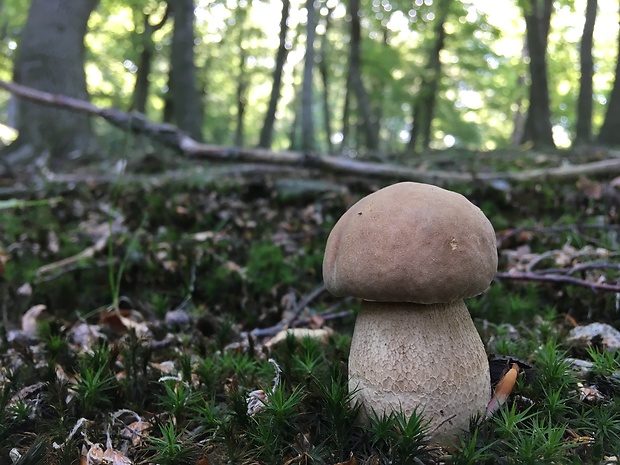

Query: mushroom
left=322, top=182, right=497, bottom=441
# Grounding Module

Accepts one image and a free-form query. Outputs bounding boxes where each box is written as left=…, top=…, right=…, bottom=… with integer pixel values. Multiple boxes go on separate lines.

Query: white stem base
left=348, top=300, right=491, bottom=442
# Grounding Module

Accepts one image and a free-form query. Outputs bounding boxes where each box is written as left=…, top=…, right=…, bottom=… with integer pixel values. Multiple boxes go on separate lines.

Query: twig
left=536, top=262, right=620, bottom=276
left=495, top=271, right=620, bottom=293
left=36, top=235, right=109, bottom=278
left=250, top=283, right=327, bottom=338
left=292, top=298, right=356, bottom=327
left=497, top=224, right=620, bottom=247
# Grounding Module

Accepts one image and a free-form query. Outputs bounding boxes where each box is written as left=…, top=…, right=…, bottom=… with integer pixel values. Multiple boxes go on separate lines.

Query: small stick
left=250, top=283, right=327, bottom=338
left=495, top=271, right=620, bottom=293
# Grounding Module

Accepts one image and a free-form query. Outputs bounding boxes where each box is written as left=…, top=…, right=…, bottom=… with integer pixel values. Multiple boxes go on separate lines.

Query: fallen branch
left=3, top=80, right=620, bottom=184
left=36, top=235, right=109, bottom=279
left=495, top=271, right=620, bottom=293
left=497, top=224, right=620, bottom=247
left=250, top=283, right=327, bottom=338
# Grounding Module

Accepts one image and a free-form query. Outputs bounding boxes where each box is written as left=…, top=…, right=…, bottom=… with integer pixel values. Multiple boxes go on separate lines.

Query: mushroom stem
left=348, top=300, right=491, bottom=440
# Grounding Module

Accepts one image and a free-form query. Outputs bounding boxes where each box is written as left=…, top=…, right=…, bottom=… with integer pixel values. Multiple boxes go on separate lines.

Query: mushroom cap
left=323, top=182, right=497, bottom=303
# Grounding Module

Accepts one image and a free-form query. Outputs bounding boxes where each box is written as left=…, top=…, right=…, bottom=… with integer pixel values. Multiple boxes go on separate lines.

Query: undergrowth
left=1, top=176, right=619, bottom=463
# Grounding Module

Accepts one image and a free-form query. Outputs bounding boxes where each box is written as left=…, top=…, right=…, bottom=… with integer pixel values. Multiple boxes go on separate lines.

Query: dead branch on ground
left=495, top=271, right=620, bottom=293
left=3, top=80, right=620, bottom=184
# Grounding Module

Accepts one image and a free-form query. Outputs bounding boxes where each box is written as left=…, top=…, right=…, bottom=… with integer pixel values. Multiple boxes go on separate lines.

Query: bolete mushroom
left=323, top=182, right=497, bottom=441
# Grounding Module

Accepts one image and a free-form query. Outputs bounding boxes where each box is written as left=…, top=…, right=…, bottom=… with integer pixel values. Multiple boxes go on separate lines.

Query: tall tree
left=258, top=0, right=291, bottom=149
left=521, top=0, right=555, bottom=148
left=11, top=0, right=98, bottom=162
left=234, top=48, right=248, bottom=147
left=347, top=0, right=379, bottom=151
left=301, top=0, right=317, bottom=152
left=574, top=0, right=598, bottom=145
left=130, top=6, right=170, bottom=113
left=598, top=2, right=620, bottom=146
left=169, top=0, right=203, bottom=141
left=318, top=7, right=335, bottom=154
left=408, top=1, right=451, bottom=154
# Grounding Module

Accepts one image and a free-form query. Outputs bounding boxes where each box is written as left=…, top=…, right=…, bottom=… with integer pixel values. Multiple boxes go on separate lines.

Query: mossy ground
left=1, top=158, right=619, bottom=464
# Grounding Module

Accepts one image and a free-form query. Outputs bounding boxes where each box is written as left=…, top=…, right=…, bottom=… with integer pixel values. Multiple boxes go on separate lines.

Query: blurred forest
left=1, top=0, right=620, bottom=166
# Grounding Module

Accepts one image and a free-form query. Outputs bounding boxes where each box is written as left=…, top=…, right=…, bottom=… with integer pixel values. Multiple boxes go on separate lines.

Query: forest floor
left=1, top=147, right=620, bottom=464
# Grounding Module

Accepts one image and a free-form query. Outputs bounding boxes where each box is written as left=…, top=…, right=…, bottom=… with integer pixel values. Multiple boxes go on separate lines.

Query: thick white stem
left=348, top=300, right=491, bottom=441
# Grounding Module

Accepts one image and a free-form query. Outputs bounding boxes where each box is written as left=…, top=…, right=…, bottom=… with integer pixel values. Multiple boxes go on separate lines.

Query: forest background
left=1, top=0, right=620, bottom=164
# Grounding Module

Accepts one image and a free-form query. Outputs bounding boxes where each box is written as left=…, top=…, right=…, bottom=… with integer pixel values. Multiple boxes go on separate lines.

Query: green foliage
left=587, top=347, right=620, bottom=377
left=147, top=420, right=200, bottom=465
left=367, top=408, right=431, bottom=463
left=71, top=364, right=116, bottom=416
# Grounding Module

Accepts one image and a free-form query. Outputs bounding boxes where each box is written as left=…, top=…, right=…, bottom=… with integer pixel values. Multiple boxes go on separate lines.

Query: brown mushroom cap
left=323, top=182, right=498, bottom=303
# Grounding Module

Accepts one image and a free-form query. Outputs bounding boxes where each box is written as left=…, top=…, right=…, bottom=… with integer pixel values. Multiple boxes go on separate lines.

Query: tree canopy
left=1, top=0, right=620, bottom=158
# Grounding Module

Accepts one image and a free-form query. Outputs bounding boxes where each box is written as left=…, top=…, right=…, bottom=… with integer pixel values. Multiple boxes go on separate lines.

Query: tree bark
left=574, top=0, right=597, bottom=145
left=258, top=0, right=291, bottom=149
left=301, top=0, right=317, bottom=152
left=521, top=0, right=555, bottom=148
left=340, top=64, right=353, bottom=153
left=408, top=1, right=450, bottom=154
left=598, top=2, right=620, bottom=146
left=169, top=0, right=203, bottom=141
left=130, top=7, right=169, bottom=113
left=318, top=7, right=334, bottom=154
left=348, top=0, right=378, bottom=151
left=12, top=0, right=98, bottom=161
left=235, top=44, right=248, bottom=147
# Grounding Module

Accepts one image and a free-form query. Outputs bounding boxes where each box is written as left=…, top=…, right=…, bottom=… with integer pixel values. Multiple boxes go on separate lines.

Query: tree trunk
left=598, top=2, right=620, bottom=146
left=348, top=0, right=378, bottom=151
left=521, top=0, right=555, bottom=148
left=258, top=0, right=291, bottom=149
left=408, top=1, right=450, bottom=154
left=319, top=7, right=334, bottom=154
left=235, top=43, right=248, bottom=147
left=169, top=0, right=202, bottom=141
left=574, top=0, right=597, bottom=145
left=301, top=0, right=317, bottom=152
left=130, top=7, right=169, bottom=113
left=12, top=0, right=98, bottom=161
left=340, top=65, right=353, bottom=153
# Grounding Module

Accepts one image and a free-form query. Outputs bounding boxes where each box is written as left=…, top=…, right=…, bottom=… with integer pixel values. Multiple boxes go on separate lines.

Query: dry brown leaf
left=121, top=420, right=152, bottom=446
left=486, top=363, right=519, bottom=417
left=99, top=309, right=150, bottom=337
left=103, top=447, right=132, bottom=465
left=334, top=452, right=358, bottom=465
left=265, top=328, right=333, bottom=348
left=85, top=444, right=104, bottom=465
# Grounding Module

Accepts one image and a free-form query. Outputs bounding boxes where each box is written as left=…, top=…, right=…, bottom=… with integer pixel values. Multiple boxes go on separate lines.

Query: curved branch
left=3, top=80, right=620, bottom=184
left=495, top=271, right=620, bottom=293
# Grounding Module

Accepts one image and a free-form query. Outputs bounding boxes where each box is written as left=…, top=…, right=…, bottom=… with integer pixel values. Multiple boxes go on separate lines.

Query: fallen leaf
left=103, top=447, right=132, bottom=465
left=85, top=444, right=104, bottom=465
left=486, top=363, right=519, bottom=417
left=265, top=328, right=333, bottom=348
left=21, top=304, right=47, bottom=338
left=121, top=420, right=152, bottom=446
left=334, top=452, right=358, bottom=465
left=567, top=323, right=620, bottom=351
left=247, top=389, right=268, bottom=416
